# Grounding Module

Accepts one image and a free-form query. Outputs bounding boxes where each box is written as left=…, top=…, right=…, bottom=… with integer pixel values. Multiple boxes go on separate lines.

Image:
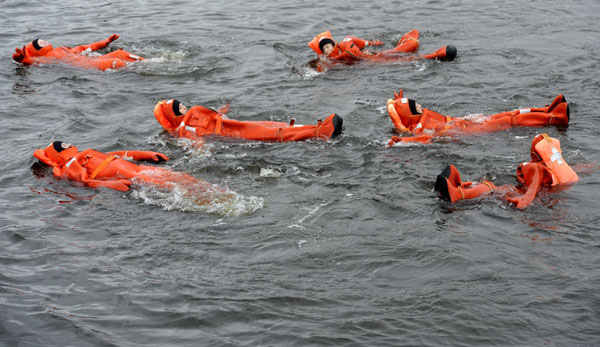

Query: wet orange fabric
left=388, top=91, right=569, bottom=145
left=154, top=100, right=343, bottom=142
left=33, top=143, right=193, bottom=192
left=309, top=30, right=419, bottom=60
left=434, top=134, right=578, bottom=208
left=308, top=30, right=455, bottom=70
left=12, top=35, right=143, bottom=71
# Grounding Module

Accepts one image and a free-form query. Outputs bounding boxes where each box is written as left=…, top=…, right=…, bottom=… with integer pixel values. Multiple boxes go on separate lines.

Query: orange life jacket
left=524, top=133, right=579, bottom=186
left=14, top=38, right=143, bottom=71
left=154, top=100, right=343, bottom=142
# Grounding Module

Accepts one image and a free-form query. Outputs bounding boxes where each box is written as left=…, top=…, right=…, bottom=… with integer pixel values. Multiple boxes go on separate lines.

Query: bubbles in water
left=463, top=113, right=486, bottom=123
left=130, top=182, right=264, bottom=217
left=260, top=167, right=282, bottom=178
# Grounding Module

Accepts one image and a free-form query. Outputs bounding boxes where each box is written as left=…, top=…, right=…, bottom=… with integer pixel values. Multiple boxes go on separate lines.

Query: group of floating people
left=14, top=30, right=580, bottom=210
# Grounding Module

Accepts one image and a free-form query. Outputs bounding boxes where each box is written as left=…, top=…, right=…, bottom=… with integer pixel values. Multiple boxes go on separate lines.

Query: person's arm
left=86, top=179, right=132, bottom=191
left=108, top=150, right=169, bottom=162
left=506, top=163, right=551, bottom=208
left=12, top=45, right=34, bottom=65
left=343, top=36, right=383, bottom=49
left=70, top=34, right=119, bottom=53
left=337, top=40, right=364, bottom=59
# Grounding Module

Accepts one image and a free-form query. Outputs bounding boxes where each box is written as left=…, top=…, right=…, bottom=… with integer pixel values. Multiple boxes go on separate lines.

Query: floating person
left=387, top=90, right=569, bottom=145
left=307, top=29, right=456, bottom=71
left=12, top=35, right=143, bottom=71
left=33, top=141, right=262, bottom=215
left=153, top=99, right=343, bottom=143
left=34, top=141, right=218, bottom=192
left=434, top=133, right=579, bottom=208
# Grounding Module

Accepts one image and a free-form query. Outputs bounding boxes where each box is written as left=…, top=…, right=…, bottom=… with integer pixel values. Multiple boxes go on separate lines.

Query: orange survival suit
left=308, top=30, right=456, bottom=63
left=388, top=90, right=570, bottom=145
left=33, top=141, right=203, bottom=192
left=434, top=134, right=579, bottom=208
left=12, top=35, right=143, bottom=71
left=154, top=99, right=344, bottom=142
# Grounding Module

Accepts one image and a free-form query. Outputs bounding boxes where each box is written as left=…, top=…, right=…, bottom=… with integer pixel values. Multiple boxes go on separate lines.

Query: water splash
left=130, top=182, right=263, bottom=216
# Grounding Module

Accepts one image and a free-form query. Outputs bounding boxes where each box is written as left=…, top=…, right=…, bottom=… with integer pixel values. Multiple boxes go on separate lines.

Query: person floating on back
left=33, top=141, right=221, bottom=193
left=12, top=35, right=143, bottom=71
left=308, top=29, right=456, bottom=70
left=154, top=99, right=343, bottom=143
left=434, top=134, right=579, bottom=209
left=387, top=90, right=569, bottom=145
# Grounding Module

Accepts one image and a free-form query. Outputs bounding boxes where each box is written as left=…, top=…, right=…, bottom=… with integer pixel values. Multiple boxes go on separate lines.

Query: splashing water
left=126, top=168, right=263, bottom=216
left=130, top=182, right=263, bottom=216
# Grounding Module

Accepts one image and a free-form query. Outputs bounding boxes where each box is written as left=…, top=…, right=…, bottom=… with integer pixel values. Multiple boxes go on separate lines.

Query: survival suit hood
left=308, top=31, right=336, bottom=55
left=26, top=39, right=53, bottom=57
left=34, top=141, right=79, bottom=176
left=154, top=99, right=185, bottom=131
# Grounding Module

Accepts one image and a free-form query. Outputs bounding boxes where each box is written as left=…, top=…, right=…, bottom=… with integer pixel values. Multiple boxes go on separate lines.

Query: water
left=1, top=0, right=600, bottom=346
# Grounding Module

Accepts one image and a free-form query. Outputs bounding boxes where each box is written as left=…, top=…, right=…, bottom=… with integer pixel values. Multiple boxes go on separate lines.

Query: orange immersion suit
left=308, top=29, right=456, bottom=66
left=154, top=100, right=343, bottom=142
left=434, top=134, right=578, bottom=208
left=33, top=142, right=205, bottom=192
left=388, top=90, right=570, bottom=145
left=12, top=35, right=143, bottom=71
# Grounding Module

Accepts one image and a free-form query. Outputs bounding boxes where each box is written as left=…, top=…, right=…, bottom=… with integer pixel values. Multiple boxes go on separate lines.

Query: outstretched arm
left=108, top=150, right=169, bottom=162
left=344, top=36, right=383, bottom=50
left=70, top=34, right=119, bottom=53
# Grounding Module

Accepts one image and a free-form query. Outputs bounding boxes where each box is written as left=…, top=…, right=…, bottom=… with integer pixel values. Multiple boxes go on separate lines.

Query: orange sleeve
left=86, top=179, right=131, bottom=191
left=338, top=40, right=363, bottom=59
left=344, top=36, right=369, bottom=49
left=69, top=38, right=111, bottom=53
left=108, top=151, right=169, bottom=162
left=507, top=163, right=552, bottom=208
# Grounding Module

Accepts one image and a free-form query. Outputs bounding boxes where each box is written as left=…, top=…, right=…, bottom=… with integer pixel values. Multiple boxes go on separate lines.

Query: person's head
left=172, top=99, right=187, bottom=117
left=26, top=38, right=53, bottom=57
left=32, top=39, right=49, bottom=50
left=33, top=141, right=79, bottom=169
left=53, top=141, right=72, bottom=153
left=408, top=99, right=423, bottom=115
left=319, top=38, right=336, bottom=56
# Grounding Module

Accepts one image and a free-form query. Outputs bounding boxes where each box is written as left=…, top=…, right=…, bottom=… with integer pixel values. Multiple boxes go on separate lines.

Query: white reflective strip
left=342, top=37, right=352, bottom=42
left=129, top=54, right=139, bottom=60
left=401, top=98, right=408, bottom=104
left=65, top=158, right=76, bottom=167
left=550, top=151, right=562, bottom=164
left=176, top=121, right=185, bottom=131
left=184, top=126, right=196, bottom=132
left=519, top=108, right=531, bottom=114
left=85, top=48, right=92, bottom=52
left=415, top=123, right=422, bottom=129
left=167, top=99, right=173, bottom=104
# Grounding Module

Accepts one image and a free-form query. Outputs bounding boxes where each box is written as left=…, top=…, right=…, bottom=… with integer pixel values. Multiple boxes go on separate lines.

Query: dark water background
left=1, top=0, right=600, bottom=346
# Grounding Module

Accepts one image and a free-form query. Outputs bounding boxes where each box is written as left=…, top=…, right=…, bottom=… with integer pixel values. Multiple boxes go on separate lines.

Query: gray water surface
left=1, top=0, right=600, bottom=346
